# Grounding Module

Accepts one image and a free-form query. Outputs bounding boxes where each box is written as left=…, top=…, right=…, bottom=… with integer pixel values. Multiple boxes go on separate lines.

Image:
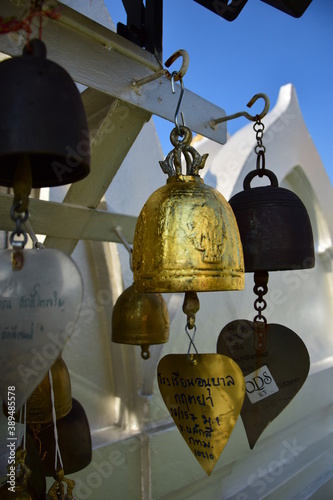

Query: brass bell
left=132, top=126, right=244, bottom=293
left=0, top=444, right=44, bottom=500
left=0, top=39, right=90, bottom=188
left=24, top=355, right=72, bottom=424
left=228, top=168, right=315, bottom=272
left=28, top=398, right=92, bottom=476
left=112, top=284, right=170, bottom=359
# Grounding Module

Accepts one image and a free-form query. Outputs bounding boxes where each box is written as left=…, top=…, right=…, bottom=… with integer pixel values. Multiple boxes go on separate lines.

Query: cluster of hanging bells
left=112, top=116, right=314, bottom=357
left=0, top=35, right=91, bottom=498
left=1, top=356, right=92, bottom=498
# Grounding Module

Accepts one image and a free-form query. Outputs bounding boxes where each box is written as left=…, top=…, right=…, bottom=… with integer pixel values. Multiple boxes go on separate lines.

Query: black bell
left=229, top=168, right=315, bottom=272
left=0, top=39, right=90, bottom=188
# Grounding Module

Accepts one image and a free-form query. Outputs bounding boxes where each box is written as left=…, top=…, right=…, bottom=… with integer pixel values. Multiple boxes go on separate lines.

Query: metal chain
left=253, top=271, right=268, bottom=324
left=9, top=204, right=29, bottom=249
left=253, top=118, right=266, bottom=175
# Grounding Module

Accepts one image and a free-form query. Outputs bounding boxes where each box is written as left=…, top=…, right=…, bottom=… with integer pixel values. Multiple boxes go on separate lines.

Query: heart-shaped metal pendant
left=217, top=320, right=310, bottom=449
left=0, top=249, right=83, bottom=409
left=157, top=353, right=245, bottom=475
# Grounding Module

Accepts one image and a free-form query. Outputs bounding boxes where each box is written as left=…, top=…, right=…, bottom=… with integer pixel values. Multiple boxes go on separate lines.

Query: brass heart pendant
left=217, top=320, right=310, bottom=449
left=157, top=353, right=245, bottom=475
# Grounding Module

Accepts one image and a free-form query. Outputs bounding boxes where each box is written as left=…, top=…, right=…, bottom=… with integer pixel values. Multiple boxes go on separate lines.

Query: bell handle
left=243, top=169, right=279, bottom=190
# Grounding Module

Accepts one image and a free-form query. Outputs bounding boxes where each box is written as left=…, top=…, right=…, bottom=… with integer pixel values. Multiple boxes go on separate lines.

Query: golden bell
left=132, top=126, right=244, bottom=293
left=112, top=284, right=170, bottom=359
left=25, top=355, right=72, bottom=424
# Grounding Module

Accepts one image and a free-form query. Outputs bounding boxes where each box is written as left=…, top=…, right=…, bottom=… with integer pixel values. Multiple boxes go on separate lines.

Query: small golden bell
left=25, top=355, right=72, bottom=423
left=132, top=126, right=244, bottom=293
left=112, top=284, right=170, bottom=359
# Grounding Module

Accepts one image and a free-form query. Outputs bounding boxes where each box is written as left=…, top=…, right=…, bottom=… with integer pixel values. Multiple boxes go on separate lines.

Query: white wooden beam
left=43, top=89, right=151, bottom=254
left=0, top=1, right=227, bottom=144
left=0, top=193, right=137, bottom=244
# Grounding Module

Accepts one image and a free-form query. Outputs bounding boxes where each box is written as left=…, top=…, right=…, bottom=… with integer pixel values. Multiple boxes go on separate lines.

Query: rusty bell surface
left=0, top=39, right=90, bottom=188
left=132, top=126, right=244, bottom=293
left=229, top=168, right=315, bottom=272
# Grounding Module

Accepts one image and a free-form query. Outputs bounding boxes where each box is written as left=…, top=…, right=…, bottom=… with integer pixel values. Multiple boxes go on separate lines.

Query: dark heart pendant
left=217, top=320, right=310, bottom=449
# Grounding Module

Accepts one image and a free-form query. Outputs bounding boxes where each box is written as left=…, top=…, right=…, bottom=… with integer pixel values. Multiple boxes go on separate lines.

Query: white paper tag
left=244, top=365, right=279, bottom=404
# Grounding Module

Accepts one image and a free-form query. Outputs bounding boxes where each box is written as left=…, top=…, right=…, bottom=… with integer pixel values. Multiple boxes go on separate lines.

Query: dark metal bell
left=229, top=168, right=315, bottom=272
left=27, top=398, right=92, bottom=476
left=0, top=39, right=90, bottom=187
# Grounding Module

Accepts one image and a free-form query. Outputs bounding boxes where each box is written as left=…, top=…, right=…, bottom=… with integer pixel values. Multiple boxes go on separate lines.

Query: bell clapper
left=182, top=291, right=200, bottom=330
left=48, top=468, right=76, bottom=500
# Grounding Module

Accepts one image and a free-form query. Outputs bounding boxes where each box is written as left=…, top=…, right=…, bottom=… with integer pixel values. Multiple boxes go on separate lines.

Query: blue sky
left=106, top=1, right=333, bottom=184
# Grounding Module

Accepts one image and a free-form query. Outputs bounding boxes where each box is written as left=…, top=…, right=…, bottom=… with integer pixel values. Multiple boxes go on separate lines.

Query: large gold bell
left=132, top=126, right=244, bottom=293
left=0, top=39, right=90, bottom=187
left=112, top=284, right=170, bottom=359
left=25, top=355, right=72, bottom=423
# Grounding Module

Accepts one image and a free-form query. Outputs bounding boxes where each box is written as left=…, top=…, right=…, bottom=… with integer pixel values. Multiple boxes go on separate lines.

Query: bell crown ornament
left=229, top=167, right=315, bottom=272
left=132, top=126, right=244, bottom=293
left=0, top=39, right=90, bottom=188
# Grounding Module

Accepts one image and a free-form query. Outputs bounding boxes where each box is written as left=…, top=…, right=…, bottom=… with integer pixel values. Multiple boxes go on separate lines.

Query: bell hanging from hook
left=0, top=38, right=90, bottom=188
left=112, top=284, right=170, bottom=359
left=132, top=124, right=244, bottom=293
left=229, top=120, right=314, bottom=272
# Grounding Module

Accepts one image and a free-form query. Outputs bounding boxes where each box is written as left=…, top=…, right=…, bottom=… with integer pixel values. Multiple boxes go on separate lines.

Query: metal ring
left=10, top=230, right=28, bottom=249
left=243, top=168, right=279, bottom=190
left=10, top=205, right=29, bottom=223
left=170, top=125, right=192, bottom=147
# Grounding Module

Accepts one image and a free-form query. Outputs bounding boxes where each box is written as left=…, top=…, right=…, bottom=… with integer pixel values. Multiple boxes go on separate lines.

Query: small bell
left=0, top=446, right=41, bottom=500
left=112, top=284, right=170, bottom=359
left=28, top=398, right=92, bottom=476
left=0, top=39, right=90, bottom=188
left=132, top=126, right=244, bottom=293
left=229, top=168, right=315, bottom=271
left=24, top=355, right=72, bottom=424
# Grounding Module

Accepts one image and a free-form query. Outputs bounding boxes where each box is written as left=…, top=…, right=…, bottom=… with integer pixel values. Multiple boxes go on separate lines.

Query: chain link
left=253, top=118, right=266, bottom=177
left=10, top=204, right=29, bottom=249
left=253, top=271, right=269, bottom=324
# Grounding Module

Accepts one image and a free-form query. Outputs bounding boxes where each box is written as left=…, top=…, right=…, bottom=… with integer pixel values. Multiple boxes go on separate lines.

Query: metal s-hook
left=210, top=93, right=270, bottom=129
left=164, top=49, right=189, bottom=81
left=131, top=49, right=189, bottom=90
left=170, top=72, right=186, bottom=135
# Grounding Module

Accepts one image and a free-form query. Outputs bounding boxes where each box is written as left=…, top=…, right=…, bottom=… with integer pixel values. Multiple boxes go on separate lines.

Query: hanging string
left=49, top=369, right=64, bottom=473
left=17, top=402, right=27, bottom=449
left=185, top=324, right=198, bottom=359
left=0, top=0, right=61, bottom=39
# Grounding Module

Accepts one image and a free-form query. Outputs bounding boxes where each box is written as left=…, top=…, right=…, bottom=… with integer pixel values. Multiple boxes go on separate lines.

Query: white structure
left=0, top=1, right=333, bottom=499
